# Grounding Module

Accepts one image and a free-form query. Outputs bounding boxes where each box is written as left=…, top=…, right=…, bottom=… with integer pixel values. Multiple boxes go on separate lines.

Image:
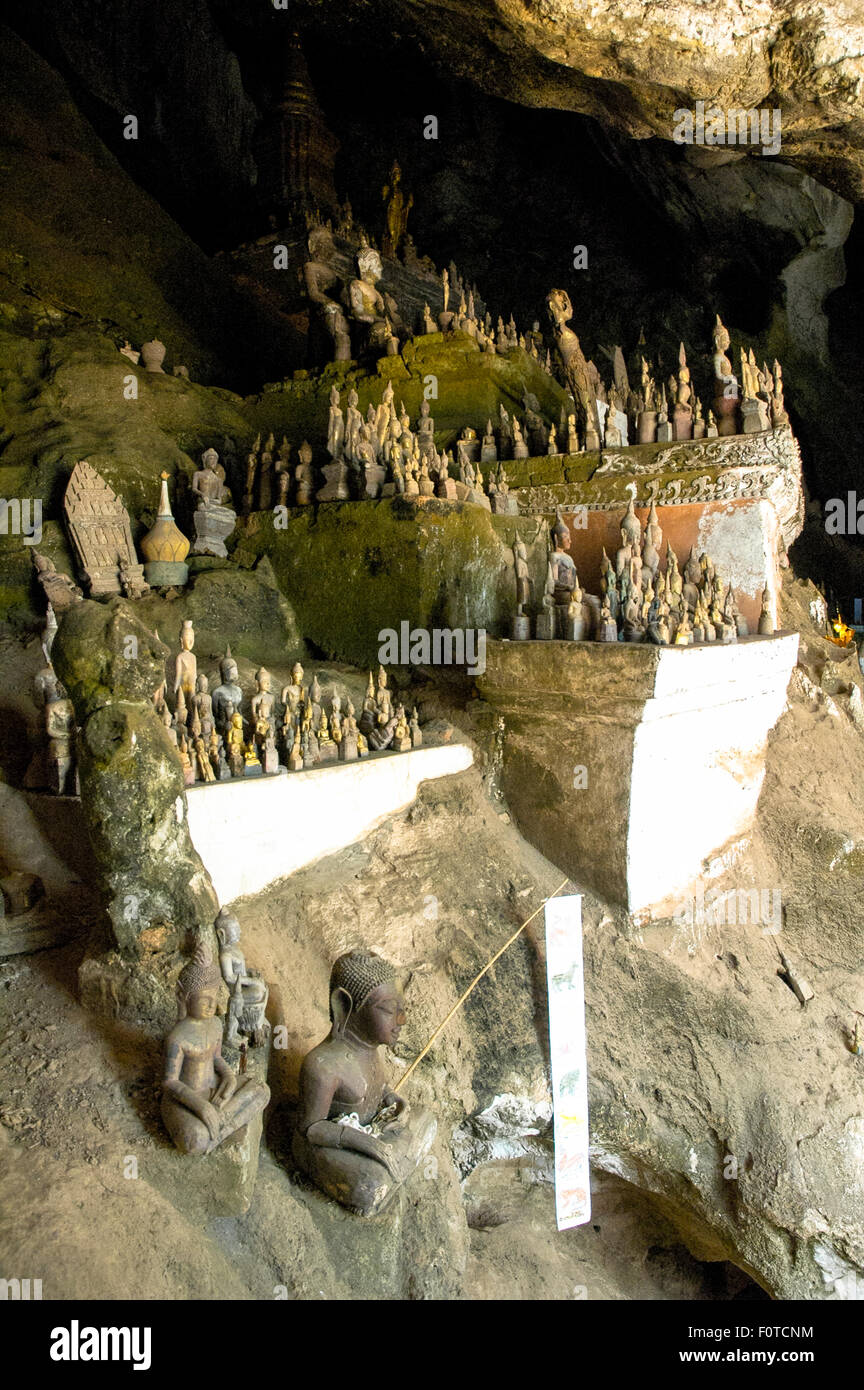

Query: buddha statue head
left=179, top=619, right=194, bottom=652
left=215, top=906, right=241, bottom=949
left=256, top=667, right=271, bottom=694
left=176, top=938, right=222, bottom=1020
left=356, top=241, right=383, bottom=288
left=292, top=661, right=304, bottom=688
left=551, top=514, right=571, bottom=553
left=220, top=653, right=239, bottom=686
left=196, top=673, right=209, bottom=695
left=329, top=950, right=404, bottom=1047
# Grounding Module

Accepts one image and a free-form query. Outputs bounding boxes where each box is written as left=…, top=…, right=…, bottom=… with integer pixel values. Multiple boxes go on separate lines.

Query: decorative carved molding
left=514, top=427, right=804, bottom=547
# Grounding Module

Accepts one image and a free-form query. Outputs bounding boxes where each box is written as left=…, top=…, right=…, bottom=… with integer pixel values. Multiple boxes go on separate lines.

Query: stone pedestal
left=191, top=503, right=236, bottom=559
left=317, top=460, right=351, bottom=501
left=477, top=634, right=798, bottom=915
left=148, top=1042, right=269, bottom=1218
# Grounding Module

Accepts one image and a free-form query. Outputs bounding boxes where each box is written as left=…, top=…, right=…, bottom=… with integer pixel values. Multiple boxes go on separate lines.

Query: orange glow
left=828, top=613, right=855, bottom=647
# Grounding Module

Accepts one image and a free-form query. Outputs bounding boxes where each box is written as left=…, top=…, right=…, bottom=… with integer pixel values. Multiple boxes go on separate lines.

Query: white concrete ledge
left=185, top=742, right=474, bottom=904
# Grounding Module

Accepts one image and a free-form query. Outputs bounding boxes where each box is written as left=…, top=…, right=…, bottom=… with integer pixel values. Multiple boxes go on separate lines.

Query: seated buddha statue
left=161, top=940, right=270, bottom=1156
left=293, top=950, right=436, bottom=1217
left=345, top=242, right=392, bottom=356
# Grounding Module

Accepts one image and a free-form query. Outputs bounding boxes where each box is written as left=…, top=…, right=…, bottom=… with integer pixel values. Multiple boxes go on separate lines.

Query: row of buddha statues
left=162, top=628, right=423, bottom=784
left=164, top=920, right=433, bottom=1217
left=512, top=502, right=776, bottom=645
left=545, top=291, right=789, bottom=451
left=306, top=383, right=519, bottom=512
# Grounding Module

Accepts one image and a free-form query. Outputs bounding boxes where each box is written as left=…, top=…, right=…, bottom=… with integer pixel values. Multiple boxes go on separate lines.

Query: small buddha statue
left=281, top=661, right=305, bottom=712
left=409, top=707, right=422, bottom=748
left=293, top=950, right=436, bottom=1216
left=641, top=502, right=663, bottom=580
left=339, top=701, right=359, bottom=761
left=758, top=586, right=774, bottom=636
left=226, top=712, right=246, bottom=777
left=193, top=734, right=216, bottom=783
left=243, top=739, right=263, bottom=776
left=317, top=708, right=337, bottom=762
left=212, top=649, right=243, bottom=733
left=675, top=607, right=694, bottom=645
left=682, top=548, right=701, bottom=613
left=190, top=448, right=236, bottom=557
left=251, top=667, right=275, bottom=740
left=173, top=620, right=197, bottom=705
left=724, top=583, right=748, bottom=637
left=597, top=596, right=618, bottom=643
left=216, top=908, right=270, bottom=1048
left=330, top=694, right=343, bottom=743
left=161, top=940, right=270, bottom=1156
left=393, top=705, right=411, bottom=752
left=289, top=724, right=304, bottom=772
left=376, top=665, right=393, bottom=721
left=194, top=673, right=214, bottom=738
left=177, top=734, right=195, bottom=787
left=622, top=592, right=644, bottom=643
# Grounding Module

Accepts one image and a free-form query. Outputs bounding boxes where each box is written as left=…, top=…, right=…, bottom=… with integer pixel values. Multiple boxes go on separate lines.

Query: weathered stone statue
left=251, top=667, right=276, bottom=741
left=173, top=620, right=197, bottom=705
left=161, top=941, right=270, bottom=1156
left=641, top=502, right=663, bottom=580
left=41, top=670, right=77, bottom=795
left=216, top=908, right=270, bottom=1049
left=346, top=241, right=393, bottom=356
left=327, top=386, right=345, bottom=459
left=193, top=674, right=214, bottom=738
left=758, top=586, right=775, bottom=635
left=711, top=315, right=739, bottom=436
left=550, top=514, right=578, bottom=630
left=546, top=289, right=601, bottom=445
left=293, top=950, right=436, bottom=1216
left=32, top=552, right=83, bottom=612
left=190, top=448, right=236, bottom=558
left=295, top=441, right=317, bottom=505
left=304, top=225, right=352, bottom=362
left=212, top=650, right=243, bottom=734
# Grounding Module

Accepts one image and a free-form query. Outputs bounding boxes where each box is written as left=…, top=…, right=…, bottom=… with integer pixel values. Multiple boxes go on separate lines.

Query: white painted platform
left=628, top=634, right=799, bottom=913
left=184, top=743, right=474, bottom=904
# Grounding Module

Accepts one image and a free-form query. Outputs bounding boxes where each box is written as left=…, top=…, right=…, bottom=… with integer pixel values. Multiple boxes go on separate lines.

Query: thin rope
left=393, top=876, right=571, bottom=1093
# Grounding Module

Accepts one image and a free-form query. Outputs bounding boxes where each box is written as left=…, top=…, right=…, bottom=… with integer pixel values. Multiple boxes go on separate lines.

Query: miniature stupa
left=140, top=472, right=190, bottom=586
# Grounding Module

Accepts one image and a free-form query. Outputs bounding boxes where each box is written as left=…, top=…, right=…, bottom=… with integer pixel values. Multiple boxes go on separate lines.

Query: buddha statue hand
left=376, top=1093, right=409, bottom=1131
left=212, top=1068, right=237, bottom=1110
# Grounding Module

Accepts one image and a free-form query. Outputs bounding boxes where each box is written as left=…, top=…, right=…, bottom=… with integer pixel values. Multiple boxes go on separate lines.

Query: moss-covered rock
left=52, top=598, right=218, bottom=968
left=235, top=498, right=548, bottom=667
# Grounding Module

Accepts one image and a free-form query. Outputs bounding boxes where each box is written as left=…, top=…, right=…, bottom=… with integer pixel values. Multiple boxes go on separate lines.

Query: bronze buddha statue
left=293, top=950, right=436, bottom=1217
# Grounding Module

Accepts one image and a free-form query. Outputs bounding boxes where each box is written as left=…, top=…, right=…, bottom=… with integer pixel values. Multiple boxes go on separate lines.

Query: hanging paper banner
left=545, top=893, right=590, bottom=1230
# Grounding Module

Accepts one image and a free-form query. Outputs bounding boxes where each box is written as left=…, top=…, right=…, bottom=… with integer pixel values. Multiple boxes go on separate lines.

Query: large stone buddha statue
left=293, top=950, right=436, bottom=1217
